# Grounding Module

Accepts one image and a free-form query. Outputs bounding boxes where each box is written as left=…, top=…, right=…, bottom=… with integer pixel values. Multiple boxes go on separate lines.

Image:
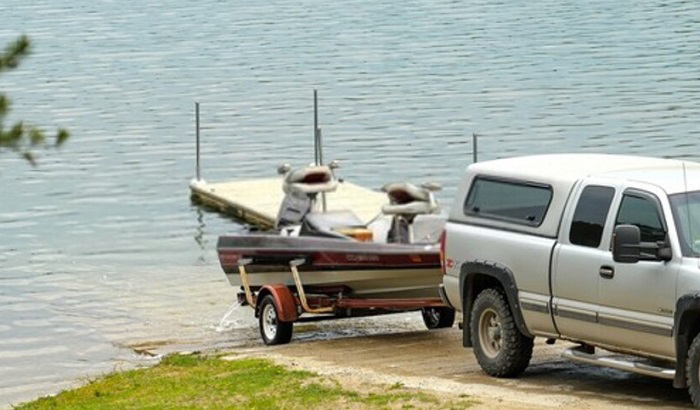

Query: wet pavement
left=235, top=326, right=692, bottom=409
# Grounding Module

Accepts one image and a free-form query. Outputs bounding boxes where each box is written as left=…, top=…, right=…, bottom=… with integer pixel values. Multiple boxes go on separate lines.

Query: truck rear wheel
left=259, top=295, right=293, bottom=345
left=686, top=333, right=700, bottom=407
left=470, top=288, right=533, bottom=377
left=421, top=307, right=456, bottom=329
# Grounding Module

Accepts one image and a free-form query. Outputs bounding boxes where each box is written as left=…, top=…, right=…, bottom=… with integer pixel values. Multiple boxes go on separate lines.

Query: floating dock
left=190, top=178, right=387, bottom=230
left=189, top=95, right=391, bottom=229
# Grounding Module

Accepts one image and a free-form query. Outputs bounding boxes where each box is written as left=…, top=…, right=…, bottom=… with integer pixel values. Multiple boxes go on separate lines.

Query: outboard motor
left=381, top=182, right=440, bottom=243
left=275, top=162, right=339, bottom=229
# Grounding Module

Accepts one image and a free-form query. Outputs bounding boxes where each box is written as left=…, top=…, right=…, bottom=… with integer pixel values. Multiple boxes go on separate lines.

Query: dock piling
left=195, top=101, right=201, bottom=181
left=313, top=90, right=328, bottom=211
left=314, top=90, right=320, bottom=166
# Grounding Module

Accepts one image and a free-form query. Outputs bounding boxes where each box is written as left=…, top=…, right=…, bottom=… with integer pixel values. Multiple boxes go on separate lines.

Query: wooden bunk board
left=190, top=178, right=387, bottom=230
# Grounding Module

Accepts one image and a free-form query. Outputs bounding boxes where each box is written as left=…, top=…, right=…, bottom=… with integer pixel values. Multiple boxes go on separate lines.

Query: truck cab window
left=615, top=193, right=666, bottom=243
left=570, top=186, right=615, bottom=247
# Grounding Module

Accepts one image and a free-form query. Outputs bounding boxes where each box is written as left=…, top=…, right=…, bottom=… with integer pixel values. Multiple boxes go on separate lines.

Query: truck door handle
left=599, top=266, right=615, bottom=279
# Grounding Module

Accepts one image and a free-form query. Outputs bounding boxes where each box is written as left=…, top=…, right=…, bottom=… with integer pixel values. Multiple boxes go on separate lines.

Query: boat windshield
left=670, top=191, right=700, bottom=257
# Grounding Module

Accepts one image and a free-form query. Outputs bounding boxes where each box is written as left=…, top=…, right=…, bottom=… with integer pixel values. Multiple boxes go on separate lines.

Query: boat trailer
left=237, top=258, right=452, bottom=345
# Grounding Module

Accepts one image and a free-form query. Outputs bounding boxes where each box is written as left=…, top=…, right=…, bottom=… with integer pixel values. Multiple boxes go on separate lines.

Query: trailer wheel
left=259, top=295, right=293, bottom=345
left=470, top=288, right=533, bottom=377
left=421, top=307, right=456, bottom=329
left=686, top=333, right=700, bottom=407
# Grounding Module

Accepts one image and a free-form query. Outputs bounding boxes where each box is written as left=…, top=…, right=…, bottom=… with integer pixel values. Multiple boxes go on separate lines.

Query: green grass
left=16, top=355, right=475, bottom=410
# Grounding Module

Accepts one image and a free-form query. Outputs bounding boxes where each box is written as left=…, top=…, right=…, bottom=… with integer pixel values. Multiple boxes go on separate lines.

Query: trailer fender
left=460, top=261, right=532, bottom=348
left=256, top=284, right=298, bottom=323
left=673, top=293, right=700, bottom=388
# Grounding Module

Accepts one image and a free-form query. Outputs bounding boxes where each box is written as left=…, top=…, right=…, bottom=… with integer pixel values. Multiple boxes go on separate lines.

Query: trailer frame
left=237, top=258, right=454, bottom=345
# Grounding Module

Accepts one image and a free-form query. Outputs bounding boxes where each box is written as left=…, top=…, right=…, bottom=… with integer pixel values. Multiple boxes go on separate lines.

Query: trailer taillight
left=439, top=230, right=446, bottom=275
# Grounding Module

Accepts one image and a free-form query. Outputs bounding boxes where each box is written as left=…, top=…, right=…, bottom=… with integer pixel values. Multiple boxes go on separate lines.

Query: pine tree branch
left=0, top=35, right=70, bottom=166
left=0, top=35, right=30, bottom=72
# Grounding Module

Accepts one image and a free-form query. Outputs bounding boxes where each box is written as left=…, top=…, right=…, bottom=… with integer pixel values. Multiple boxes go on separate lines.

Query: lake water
left=1, top=0, right=699, bottom=406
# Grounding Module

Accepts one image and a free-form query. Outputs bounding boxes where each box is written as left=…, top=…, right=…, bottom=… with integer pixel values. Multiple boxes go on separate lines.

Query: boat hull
left=217, top=235, right=442, bottom=299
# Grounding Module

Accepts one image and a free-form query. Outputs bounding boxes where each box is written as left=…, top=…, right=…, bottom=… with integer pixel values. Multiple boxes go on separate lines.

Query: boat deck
left=190, top=178, right=387, bottom=229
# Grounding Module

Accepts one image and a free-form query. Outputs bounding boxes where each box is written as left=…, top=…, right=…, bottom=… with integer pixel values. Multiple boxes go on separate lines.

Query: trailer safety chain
left=237, top=258, right=256, bottom=308
left=290, top=258, right=333, bottom=314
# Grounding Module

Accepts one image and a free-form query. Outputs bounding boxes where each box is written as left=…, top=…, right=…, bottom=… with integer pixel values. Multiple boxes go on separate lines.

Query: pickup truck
left=441, top=153, right=700, bottom=406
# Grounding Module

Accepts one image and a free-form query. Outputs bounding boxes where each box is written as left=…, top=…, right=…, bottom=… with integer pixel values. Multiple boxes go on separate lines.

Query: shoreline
left=227, top=329, right=690, bottom=409
left=11, top=326, right=692, bottom=409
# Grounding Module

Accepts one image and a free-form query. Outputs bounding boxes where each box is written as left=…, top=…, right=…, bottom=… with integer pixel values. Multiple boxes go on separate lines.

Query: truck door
left=552, top=183, right=617, bottom=344
left=598, top=187, right=678, bottom=359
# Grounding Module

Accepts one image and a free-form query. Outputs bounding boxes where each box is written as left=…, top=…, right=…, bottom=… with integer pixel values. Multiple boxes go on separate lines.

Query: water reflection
left=192, top=206, right=207, bottom=261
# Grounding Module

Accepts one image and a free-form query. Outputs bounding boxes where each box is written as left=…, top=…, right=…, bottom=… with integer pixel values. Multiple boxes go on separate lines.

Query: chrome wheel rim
left=479, top=307, right=502, bottom=358
left=261, top=303, right=278, bottom=341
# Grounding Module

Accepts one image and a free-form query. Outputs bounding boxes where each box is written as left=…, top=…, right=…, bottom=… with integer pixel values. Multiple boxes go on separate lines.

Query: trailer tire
left=422, top=307, right=456, bottom=329
left=470, top=288, right=533, bottom=377
left=686, top=333, right=700, bottom=407
left=259, top=295, right=293, bottom=345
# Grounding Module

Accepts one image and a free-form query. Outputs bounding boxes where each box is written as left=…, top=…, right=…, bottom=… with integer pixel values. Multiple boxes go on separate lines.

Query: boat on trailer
left=216, top=162, right=455, bottom=345
left=218, top=235, right=442, bottom=300
left=200, top=93, right=454, bottom=345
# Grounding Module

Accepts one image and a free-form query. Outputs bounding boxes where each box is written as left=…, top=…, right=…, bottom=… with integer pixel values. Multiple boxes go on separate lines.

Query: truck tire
left=470, top=288, right=533, bottom=377
left=259, top=295, right=293, bottom=345
left=686, top=333, right=700, bottom=407
left=421, top=307, right=456, bottom=329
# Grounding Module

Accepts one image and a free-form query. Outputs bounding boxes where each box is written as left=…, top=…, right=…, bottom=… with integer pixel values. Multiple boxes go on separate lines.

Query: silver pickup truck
left=441, top=153, right=700, bottom=406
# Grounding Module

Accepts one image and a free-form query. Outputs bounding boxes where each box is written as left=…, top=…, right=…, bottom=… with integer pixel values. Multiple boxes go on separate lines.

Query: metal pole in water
left=313, top=90, right=328, bottom=211
left=319, top=127, right=327, bottom=211
left=196, top=101, right=201, bottom=180
left=317, top=129, right=324, bottom=166
left=313, top=90, right=319, bottom=165
left=472, top=132, right=478, bottom=163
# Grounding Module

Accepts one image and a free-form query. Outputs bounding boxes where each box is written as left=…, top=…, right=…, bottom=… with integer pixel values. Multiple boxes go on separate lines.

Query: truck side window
left=615, top=193, right=666, bottom=243
left=569, top=185, right=615, bottom=247
left=464, top=177, right=552, bottom=226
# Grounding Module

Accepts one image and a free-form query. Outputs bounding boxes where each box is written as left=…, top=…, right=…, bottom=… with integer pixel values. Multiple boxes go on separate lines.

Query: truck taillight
left=439, top=230, right=446, bottom=275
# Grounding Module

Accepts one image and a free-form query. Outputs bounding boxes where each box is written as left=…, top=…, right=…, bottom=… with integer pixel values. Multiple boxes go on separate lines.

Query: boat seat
left=283, top=165, right=338, bottom=196
left=300, top=211, right=364, bottom=240
left=381, top=182, right=438, bottom=216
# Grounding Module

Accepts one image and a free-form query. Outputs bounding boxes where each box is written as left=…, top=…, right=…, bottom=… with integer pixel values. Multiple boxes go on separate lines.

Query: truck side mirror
left=613, top=224, right=641, bottom=263
left=613, top=225, right=673, bottom=263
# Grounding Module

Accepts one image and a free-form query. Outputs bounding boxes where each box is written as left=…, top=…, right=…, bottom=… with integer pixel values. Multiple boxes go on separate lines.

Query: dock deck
left=190, top=178, right=387, bottom=229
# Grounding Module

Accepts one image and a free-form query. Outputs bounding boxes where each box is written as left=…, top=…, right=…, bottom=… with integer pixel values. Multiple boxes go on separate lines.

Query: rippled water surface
left=1, top=0, right=699, bottom=406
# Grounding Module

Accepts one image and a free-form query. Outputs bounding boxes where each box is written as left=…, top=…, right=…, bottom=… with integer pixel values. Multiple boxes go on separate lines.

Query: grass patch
left=16, top=355, right=475, bottom=409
